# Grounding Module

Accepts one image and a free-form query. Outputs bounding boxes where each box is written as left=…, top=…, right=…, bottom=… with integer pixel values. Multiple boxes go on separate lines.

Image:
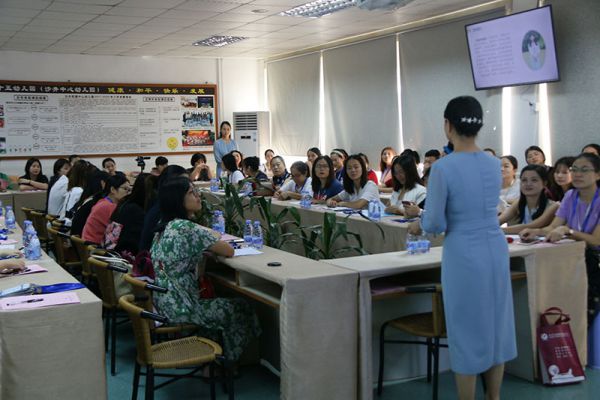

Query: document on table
left=234, top=247, right=264, bottom=257
left=0, top=264, right=47, bottom=279
left=0, top=244, right=16, bottom=250
left=0, top=292, right=80, bottom=311
left=0, top=239, right=18, bottom=245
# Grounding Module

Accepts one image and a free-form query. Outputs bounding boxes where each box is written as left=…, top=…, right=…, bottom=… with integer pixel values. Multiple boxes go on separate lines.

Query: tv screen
left=465, top=5, right=560, bottom=90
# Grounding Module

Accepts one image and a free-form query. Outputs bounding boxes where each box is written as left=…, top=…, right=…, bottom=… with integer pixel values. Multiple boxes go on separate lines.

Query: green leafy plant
left=299, top=212, right=372, bottom=260
left=249, top=196, right=301, bottom=249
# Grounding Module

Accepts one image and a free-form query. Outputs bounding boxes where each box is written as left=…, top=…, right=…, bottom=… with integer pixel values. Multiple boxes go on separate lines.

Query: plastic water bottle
left=26, top=233, right=42, bottom=260
left=22, top=220, right=36, bottom=248
left=368, top=200, right=381, bottom=221
left=300, top=190, right=312, bottom=209
left=406, top=233, right=418, bottom=255
left=252, top=221, right=263, bottom=250
left=0, top=200, right=3, bottom=217
left=5, top=206, right=16, bottom=230
left=210, top=178, right=219, bottom=192
left=417, top=233, right=431, bottom=254
left=217, top=211, right=226, bottom=235
left=243, top=220, right=253, bottom=246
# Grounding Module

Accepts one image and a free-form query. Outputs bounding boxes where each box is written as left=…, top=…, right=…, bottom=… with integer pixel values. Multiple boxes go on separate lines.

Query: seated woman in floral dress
left=151, top=177, right=261, bottom=361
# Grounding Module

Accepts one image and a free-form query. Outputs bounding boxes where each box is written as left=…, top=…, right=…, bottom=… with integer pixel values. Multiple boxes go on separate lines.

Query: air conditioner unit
left=233, top=111, right=270, bottom=159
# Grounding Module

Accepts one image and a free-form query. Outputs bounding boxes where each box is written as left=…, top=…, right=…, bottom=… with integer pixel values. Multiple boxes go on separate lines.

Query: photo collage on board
left=180, top=95, right=215, bottom=148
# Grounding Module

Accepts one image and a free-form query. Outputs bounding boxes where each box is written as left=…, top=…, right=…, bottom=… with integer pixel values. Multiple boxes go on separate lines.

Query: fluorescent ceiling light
left=280, top=0, right=356, bottom=18
left=192, top=36, right=247, bottom=47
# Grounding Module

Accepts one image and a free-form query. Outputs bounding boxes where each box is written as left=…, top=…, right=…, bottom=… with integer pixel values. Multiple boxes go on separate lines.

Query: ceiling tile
left=217, top=29, right=265, bottom=38
left=35, top=11, right=99, bottom=22
left=145, top=17, right=198, bottom=27
left=93, top=15, right=153, bottom=25
left=11, top=31, right=67, bottom=40
left=67, top=29, right=119, bottom=38
left=20, top=25, right=75, bottom=34
left=186, top=20, right=246, bottom=31
left=251, top=15, right=305, bottom=26
left=118, top=0, right=187, bottom=8
left=249, top=0, right=307, bottom=5
left=0, top=24, right=24, bottom=34
left=0, top=0, right=51, bottom=10
left=240, top=23, right=287, bottom=33
left=81, top=22, right=137, bottom=32
left=104, top=7, right=167, bottom=18
left=59, top=0, right=120, bottom=4
left=0, top=16, right=33, bottom=25
left=29, top=18, right=87, bottom=28
left=158, top=9, right=219, bottom=20
left=228, top=4, right=290, bottom=15
left=0, top=7, right=42, bottom=18
left=211, top=13, right=267, bottom=23
left=175, top=1, right=243, bottom=13
left=45, top=2, right=112, bottom=14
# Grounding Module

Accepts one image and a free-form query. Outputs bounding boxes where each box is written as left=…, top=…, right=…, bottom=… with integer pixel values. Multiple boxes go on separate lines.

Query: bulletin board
left=0, top=80, right=218, bottom=158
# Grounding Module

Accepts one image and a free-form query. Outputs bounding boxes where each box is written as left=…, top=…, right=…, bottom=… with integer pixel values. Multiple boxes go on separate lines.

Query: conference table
left=325, top=240, right=587, bottom=400
left=208, top=244, right=358, bottom=400
left=0, top=225, right=106, bottom=400
left=198, top=188, right=442, bottom=255
left=0, top=190, right=47, bottom=226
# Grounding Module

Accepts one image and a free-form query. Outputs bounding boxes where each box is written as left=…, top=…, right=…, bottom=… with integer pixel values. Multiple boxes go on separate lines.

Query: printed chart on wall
left=0, top=81, right=217, bottom=157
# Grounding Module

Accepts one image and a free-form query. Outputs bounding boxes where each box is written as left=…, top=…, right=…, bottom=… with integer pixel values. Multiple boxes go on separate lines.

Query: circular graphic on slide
left=166, top=137, right=179, bottom=150
left=522, top=30, right=546, bottom=70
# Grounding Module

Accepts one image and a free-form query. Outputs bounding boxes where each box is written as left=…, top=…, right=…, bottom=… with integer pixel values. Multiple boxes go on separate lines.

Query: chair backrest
left=88, top=255, right=118, bottom=307
left=119, top=294, right=155, bottom=366
left=47, top=225, right=67, bottom=266
left=71, top=235, right=96, bottom=277
left=431, top=286, right=446, bottom=337
left=123, top=274, right=154, bottom=311
left=21, top=207, right=35, bottom=222
left=30, top=210, right=50, bottom=241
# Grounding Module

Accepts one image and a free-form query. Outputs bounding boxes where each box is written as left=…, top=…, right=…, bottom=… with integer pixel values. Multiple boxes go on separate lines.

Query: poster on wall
left=0, top=81, right=217, bottom=157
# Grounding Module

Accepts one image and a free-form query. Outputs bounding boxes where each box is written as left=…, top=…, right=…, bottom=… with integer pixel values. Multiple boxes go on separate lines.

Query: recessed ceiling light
left=251, top=9, right=270, bottom=14
left=192, top=35, right=248, bottom=47
left=280, top=0, right=356, bottom=18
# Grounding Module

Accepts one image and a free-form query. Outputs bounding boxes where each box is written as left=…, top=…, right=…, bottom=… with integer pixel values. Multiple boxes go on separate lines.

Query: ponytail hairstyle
left=443, top=96, right=483, bottom=137
left=517, top=164, right=549, bottom=223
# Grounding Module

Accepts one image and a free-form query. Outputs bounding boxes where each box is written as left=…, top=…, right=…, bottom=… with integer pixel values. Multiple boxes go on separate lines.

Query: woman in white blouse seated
left=498, top=155, right=520, bottom=212
left=222, top=152, right=245, bottom=186
left=385, top=154, right=427, bottom=218
left=274, top=161, right=312, bottom=201
left=59, top=160, right=88, bottom=219
left=47, top=159, right=71, bottom=216
left=326, top=154, right=380, bottom=209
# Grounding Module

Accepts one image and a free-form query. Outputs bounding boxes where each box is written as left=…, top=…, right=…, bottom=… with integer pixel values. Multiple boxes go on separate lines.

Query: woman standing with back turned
left=409, top=96, right=516, bottom=400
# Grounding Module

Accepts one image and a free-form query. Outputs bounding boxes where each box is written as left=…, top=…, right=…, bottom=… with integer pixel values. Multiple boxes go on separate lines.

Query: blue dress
left=421, top=152, right=517, bottom=374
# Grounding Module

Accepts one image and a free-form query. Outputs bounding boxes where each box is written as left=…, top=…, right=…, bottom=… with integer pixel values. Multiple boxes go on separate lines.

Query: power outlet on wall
left=528, top=101, right=539, bottom=113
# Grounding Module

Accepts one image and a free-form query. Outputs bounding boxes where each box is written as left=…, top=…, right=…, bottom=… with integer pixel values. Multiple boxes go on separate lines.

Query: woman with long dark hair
left=326, top=154, right=379, bottom=209
left=498, top=165, right=558, bottom=234
left=385, top=154, right=426, bottom=217
left=213, top=121, right=237, bottom=178
left=47, top=158, right=71, bottom=215
left=311, top=155, right=343, bottom=203
left=151, top=177, right=261, bottom=361
left=18, top=157, right=48, bottom=191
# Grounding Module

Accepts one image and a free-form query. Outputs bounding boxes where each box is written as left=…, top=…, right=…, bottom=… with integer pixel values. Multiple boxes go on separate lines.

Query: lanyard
left=571, top=188, right=599, bottom=232
left=104, top=196, right=114, bottom=204
left=295, top=179, right=308, bottom=193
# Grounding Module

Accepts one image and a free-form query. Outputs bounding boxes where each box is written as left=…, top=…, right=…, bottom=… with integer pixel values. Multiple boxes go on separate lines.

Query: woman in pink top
left=82, top=174, right=131, bottom=245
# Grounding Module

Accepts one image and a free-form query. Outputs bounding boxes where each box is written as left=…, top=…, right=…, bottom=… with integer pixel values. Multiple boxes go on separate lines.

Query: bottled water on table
left=22, top=220, right=36, bottom=249
left=212, top=211, right=226, bottom=234
left=26, top=233, right=42, bottom=260
left=416, top=233, right=431, bottom=254
left=0, top=200, right=3, bottom=217
left=242, top=182, right=253, bottom=196
left=252, top=221, right=263, bottom=250
left=300, top=190, right=312, bottom=209
left=210, top=178, right=220, bottom=192
left=5, top=206, right=16, bottom=230
left=243, top=220, right=253, bottom=246
left=368, top=200, right=381, bottom=221
left=406, top=233, right=418, bottom=255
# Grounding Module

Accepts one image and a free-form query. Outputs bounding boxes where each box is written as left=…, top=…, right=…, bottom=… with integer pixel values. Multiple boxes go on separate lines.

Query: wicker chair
left=119, top=295, right=232, bottom=400
left=88, top=253, right=131, bottom=376
left=123, top=274, right=198, bottom=340
left=377, top=284, right=447, bottom=400
left=70, top=235, right=97, bottom=287
left=21, top=207, right=35, bottom=223
left=47, top=225, right=82, bottom=277
left=30, top=210, right=53, bottom=253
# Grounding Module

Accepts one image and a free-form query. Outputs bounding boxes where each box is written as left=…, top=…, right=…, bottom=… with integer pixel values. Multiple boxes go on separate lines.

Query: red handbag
left=537, top=307, right=585, bottom=385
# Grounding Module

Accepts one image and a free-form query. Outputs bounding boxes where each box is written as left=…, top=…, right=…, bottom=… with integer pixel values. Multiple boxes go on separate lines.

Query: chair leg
left=111, top=308, right=117, bottom=375
left=226, top=360, right=235, bottom=400
left=426, top=337, right=432, bottom=383
left=145, top=366, right=154, bottom=400
left=432, top=337, right=440, bottom=400
left=132, top=362, right=141, bottom=400
left=480, top=373, right=487, bottom=393
left=377, top=321, right=389, bottom=396
left=209, top=363, right=216, bottom=400
left=104, top=309, right=109, bottom=352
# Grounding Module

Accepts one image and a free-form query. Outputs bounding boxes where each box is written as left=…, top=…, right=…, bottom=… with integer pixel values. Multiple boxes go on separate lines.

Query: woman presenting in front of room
left=213, top=121, right=237, bottom=178
left=409, top=96, right=516, bottom=400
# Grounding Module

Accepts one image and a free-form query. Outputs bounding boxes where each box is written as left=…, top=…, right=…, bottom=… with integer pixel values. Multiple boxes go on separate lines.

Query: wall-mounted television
left=465, top=5, right=560, bottom=90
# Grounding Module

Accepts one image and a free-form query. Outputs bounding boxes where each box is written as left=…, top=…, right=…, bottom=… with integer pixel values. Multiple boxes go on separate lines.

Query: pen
left=9, top=298, right=44, bottom=305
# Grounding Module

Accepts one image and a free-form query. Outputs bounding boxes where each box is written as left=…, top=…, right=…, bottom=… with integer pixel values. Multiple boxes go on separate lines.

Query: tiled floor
left=107, top=322, right=600, bottom=399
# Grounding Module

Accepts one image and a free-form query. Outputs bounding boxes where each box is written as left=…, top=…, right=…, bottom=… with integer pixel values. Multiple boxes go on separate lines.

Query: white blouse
left=389, top=184, right=427, bottom=212
left=228, top=170, right=245, bottom=185
left=47, top=175, right=68, bottom=215
left=337, top=180, right=380, bottom=203
left=279, top=177, right=313, bottom=196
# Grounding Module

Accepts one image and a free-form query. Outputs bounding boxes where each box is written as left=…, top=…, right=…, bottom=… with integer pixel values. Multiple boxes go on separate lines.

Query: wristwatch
left=567, top=228, right=574, bottom=236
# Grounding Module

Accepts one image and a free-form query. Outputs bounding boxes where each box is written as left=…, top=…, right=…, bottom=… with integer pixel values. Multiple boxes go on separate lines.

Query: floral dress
left=151, top=219, right=261, bottom=361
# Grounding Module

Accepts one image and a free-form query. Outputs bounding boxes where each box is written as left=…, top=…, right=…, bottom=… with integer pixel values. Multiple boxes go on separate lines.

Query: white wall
left=0, top=50, right=265, bottom=176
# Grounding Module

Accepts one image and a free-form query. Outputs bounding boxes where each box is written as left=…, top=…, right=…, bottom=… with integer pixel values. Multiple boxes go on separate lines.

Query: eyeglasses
left=569, top=167, right=595, bottom=174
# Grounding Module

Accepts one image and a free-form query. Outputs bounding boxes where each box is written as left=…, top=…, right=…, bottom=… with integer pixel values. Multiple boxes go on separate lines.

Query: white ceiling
left=0, top=0, right=495, bottom=59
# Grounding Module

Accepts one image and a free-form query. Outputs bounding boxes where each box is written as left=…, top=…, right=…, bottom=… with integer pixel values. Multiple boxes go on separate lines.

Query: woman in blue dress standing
left=213, top=121, right=237, bottom=178
left=409, top=96, right=517, bottom=400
